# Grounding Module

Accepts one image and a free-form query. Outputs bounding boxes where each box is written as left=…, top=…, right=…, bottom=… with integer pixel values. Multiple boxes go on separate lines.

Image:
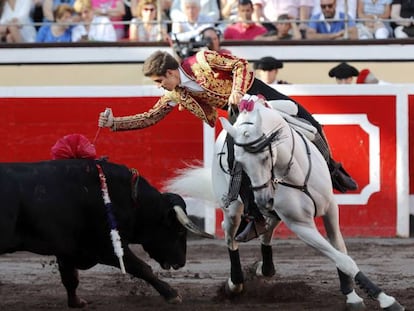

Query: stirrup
left=235, top=218, right=267, bottom=242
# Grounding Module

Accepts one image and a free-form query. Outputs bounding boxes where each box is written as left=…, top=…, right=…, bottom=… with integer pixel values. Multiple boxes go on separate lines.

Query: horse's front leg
left=222, top=199, right=244, bottom=294
left=255, top=217, right=280, bottom=278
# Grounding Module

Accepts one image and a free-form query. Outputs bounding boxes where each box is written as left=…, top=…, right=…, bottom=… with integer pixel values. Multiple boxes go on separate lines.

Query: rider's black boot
left=235, top=171, right=268, bottom=242
left=329, top=159, right=358, bottom=193
left=235, top=214, right=267, bottom=242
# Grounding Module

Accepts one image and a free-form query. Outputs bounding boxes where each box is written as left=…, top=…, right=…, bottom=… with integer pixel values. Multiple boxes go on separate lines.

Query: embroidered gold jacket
left=112, top=50, right=254, bottom=131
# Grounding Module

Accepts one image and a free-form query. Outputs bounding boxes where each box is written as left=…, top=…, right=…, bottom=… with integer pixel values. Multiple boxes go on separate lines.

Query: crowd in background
left=250, top=56, right=385, bottom=85
left=1, top=0, right=413, bottom=43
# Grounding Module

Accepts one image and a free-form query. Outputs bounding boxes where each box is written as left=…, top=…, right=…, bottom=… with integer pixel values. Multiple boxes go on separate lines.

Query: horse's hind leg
left=289, top=223, right=405, bottom=311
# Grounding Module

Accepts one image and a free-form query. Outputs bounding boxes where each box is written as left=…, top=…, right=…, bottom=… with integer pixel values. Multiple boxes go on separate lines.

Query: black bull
left=0, top=159, right=213, bottom=307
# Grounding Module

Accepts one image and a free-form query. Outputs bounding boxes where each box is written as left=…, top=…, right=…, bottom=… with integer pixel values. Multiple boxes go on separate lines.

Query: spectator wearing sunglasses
left=307, top=0, right=358, bottom=39
left=251, top=0, right=313, bottom=32
left=129, top=0, right=168, bottom=41
left=312, top=0, right=357, bottom=19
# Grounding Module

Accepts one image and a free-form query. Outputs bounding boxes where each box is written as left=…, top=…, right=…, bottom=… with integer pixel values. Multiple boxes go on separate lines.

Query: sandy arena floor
left=0, top=238, right=413, bottom=311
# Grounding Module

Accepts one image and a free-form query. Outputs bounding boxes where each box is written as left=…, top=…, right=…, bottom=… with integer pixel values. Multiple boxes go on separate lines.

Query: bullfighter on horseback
left=98, top=49, right=357, bottom=242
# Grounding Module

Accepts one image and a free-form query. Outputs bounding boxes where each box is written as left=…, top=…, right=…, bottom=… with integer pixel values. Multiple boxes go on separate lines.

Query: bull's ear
left=162, top=192, right=186, bottom=209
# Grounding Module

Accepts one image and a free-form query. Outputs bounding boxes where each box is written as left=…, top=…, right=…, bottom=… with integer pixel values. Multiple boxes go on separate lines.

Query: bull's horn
left=173, top=206, right=215, bottom=239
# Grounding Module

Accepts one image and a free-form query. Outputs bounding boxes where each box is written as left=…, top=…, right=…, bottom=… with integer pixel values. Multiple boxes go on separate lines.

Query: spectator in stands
left=170, top=0, right=219, bottom=22
left=223, top=0, right=267, bottom=40
left=221, top=0, right=239, bottom=22
left=391, top=0, right=414, bottom=38
left=251, top=0, right=314, bottom=31
left=32, top=0, right=44, bottom=29
left=313, top=0, right=357, bottom=19
left=130, top=0, right=170, bottom=16
left=130, top=0, right=172, bottom=32
left=328, top=62, right=359, bottom=84
left=129, top=0, right=167, bottom=41
left=356, top=0, right=392, bottom=39
left=356, top=68, right=389, bottom=84
left=255, top=13, right=302, bottom=40
left=43, top=0, right=75, bottom=22
left=199, top=26, right=232, bottom=54
left=91, top=0, right=126, bottom=39
left=0, top=0, right=37, bottom=42
left=254, top=56, right=290, bottom=84
left=72, top=0, right=116, bottom=41
left=36, top=3, right=74, bottom=42
left=307, top=0, right=359, bottom=40
left=171, top=0, right=214, bottom=42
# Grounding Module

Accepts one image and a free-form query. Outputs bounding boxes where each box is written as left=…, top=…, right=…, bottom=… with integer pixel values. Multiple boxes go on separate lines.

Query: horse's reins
left=234, top=125, right=317, bottom=216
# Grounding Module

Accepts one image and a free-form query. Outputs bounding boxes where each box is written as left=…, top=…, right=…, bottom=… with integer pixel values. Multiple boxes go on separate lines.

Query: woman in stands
left=129, top=0, right=167, bottom=42
left=36, top=4, right=75, bottom=42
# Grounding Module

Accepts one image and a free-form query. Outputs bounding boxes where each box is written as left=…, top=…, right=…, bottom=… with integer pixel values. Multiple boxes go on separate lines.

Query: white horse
left=165, top=95, right=405, bottom=311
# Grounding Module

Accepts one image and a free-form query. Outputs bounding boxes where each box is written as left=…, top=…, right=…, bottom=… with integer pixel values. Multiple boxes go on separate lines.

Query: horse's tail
left=162, top=164, right=216, bottom=202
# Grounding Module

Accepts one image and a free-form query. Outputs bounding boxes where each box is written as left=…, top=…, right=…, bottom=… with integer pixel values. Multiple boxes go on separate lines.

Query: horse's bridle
left=234, top=125, right=317, bottom=216
left=233, top=125, right=288, bottom=192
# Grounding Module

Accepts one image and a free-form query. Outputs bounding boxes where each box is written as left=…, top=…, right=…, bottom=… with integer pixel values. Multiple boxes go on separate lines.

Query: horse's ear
left=219, top=117, right=237, bottom=138
left=252, top=107, right=262, bottom=127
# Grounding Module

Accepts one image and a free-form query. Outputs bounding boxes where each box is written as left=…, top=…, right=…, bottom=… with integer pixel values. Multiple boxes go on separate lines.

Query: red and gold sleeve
left=201, top=50, right=254, bottom=94
left=111, top=97, right=174, bottom=131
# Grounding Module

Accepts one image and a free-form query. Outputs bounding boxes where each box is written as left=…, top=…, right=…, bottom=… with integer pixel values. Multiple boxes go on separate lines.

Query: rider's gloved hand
left=98, top=108, right=114, bottom=128
left=229, top=90, right=244, bottom=107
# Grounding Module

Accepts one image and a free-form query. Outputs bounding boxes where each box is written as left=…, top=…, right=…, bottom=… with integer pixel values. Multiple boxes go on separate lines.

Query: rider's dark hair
left=143, top=51, right=180, bottom=77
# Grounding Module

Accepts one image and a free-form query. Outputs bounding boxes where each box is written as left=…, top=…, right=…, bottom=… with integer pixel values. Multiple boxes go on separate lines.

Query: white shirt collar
left=178, top=68, right=204, bottom=91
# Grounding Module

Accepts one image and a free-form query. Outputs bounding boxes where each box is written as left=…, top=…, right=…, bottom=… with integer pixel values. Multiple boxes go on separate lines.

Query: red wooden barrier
left=0, top=85, right=410, bottom=237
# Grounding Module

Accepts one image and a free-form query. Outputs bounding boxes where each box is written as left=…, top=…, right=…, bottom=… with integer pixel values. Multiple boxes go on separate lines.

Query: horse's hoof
left=224, top=278, right=243, bottom=296
left=383, top=300, right=405, bottom=311
left=254, top=261, right=264, bottom=277
left=253, top=261, right=275, bottom=278
left=167, top=295, right=182, bottom=304
left=346, top=301, right=366, bottom=311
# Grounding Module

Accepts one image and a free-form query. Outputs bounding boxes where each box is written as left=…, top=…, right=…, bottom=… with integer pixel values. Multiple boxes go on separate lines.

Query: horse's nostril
left=266, top=198, right=274, bottom=209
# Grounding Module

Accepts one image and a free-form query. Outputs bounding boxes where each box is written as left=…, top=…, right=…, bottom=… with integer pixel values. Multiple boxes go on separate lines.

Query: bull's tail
left=162, top=164, right=216, bottom=203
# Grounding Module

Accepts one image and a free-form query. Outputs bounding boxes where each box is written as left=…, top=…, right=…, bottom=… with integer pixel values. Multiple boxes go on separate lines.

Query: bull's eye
left=243, top=131, right=249, bottom=137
